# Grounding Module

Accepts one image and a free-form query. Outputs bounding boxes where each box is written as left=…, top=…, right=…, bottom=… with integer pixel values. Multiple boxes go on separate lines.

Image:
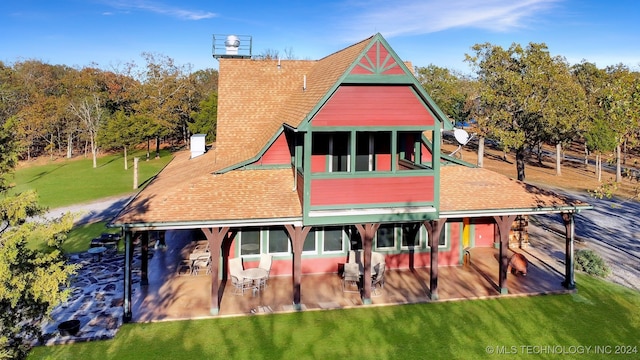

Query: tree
left=100, top=111, right=147, bottom=170
left=0, top=122, right=76, bottom=359
left=465, top=42, right=585, bottom=181
left=189, top=92, right=217, bottom=143
left=69, top=94, right=106, bottom=168
left=135, top=52, right=190, bottom=158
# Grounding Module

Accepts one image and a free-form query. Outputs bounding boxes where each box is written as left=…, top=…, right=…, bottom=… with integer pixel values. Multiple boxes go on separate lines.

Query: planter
left=58, top=319, right=81, bottom=336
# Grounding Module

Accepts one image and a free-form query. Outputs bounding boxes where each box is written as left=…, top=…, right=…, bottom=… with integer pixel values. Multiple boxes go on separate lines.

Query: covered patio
left=131, top=228, right=572, bottom=322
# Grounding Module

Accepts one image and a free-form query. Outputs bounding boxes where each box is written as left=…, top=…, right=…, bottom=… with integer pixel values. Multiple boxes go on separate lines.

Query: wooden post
left=493, top=215, right=517, bottom=294
left=425, top=219, right=446, bottom=300
left=355, top=224, right=379, bottom=304
left=285, top=225, right=312, bottom=309
left=201, top=227, right=229, bottom=315
left=140, top=231, right=149, bottom=286
left=123, top=230, right=133, bottom=322
left=562, top=213, right=576, bottom=289
left=133, top=157, right=139, bottom=189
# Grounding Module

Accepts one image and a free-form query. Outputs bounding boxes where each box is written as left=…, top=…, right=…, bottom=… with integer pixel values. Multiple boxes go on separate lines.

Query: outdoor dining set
left=342, top=250, right=386, bottom=296
left=175, top=241, right=272, bottom=297
left=87, top=232, right=122, bottom=261
left=229, top=254, right=272, bottom=296
left=177, top=240, right=212, bottom=276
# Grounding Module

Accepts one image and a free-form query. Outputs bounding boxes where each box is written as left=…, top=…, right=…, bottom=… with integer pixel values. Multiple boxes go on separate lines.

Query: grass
left=28, top=221, right=120, bottom=254
left=27, top=274, right=640, bottom=359
left=11, top=150, right=173, bottom=209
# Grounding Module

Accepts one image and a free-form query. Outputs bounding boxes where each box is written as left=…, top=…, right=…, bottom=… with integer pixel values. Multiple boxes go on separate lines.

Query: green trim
left=440, top=154, right=476, bottom=167
left=215, top=127, right=287, bottom=174
left=343, top=74, right=416, bottom=84
left=440, top=205, right=593, bottom=218
left=243, top=164, right=290, bottom=170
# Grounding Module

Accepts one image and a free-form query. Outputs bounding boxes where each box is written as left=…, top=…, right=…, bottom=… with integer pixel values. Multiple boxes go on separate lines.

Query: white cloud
left=342, top=0, right=560, bottom=39
left=102, top=0, right=217, bottom=20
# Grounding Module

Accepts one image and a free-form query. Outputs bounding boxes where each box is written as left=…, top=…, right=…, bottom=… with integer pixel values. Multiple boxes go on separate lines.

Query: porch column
left=202, top=227, right=229, bottom=315
left=123, top=230, right=133, bottom=322
left=285, top=225, right=312, bottom=309
left=493, top=215, right=517, bottom=294
left=424, top=219, right=446, bottom=300
left=140, top=231, right=149, bottom=286
left=561, top=213, right=576, bottom=289
left=355, top=224, right=379, bottom=304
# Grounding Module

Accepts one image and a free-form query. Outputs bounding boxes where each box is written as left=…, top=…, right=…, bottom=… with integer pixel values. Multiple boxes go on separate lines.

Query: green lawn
left=27, top=274, right=640, bottom=360
left=11, top=150, right=173, bottom=209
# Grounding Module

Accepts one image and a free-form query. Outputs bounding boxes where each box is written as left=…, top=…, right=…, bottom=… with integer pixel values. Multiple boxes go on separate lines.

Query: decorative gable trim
left=350, top=39, right=405, bottom=75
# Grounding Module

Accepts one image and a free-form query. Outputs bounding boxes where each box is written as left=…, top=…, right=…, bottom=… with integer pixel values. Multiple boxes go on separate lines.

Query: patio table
left=240, top=268, right=268, bottom=296
left=87, top=246, right=107, bottom=262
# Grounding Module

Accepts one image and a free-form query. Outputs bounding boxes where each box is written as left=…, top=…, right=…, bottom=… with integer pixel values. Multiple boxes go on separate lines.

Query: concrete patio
left=131, top=229, right=573, bottom=322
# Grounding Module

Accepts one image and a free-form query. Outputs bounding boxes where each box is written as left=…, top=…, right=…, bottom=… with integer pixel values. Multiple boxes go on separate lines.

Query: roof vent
left=190, top=134, right=206, bottom=159
left=212, top=34, right=253, bottom=59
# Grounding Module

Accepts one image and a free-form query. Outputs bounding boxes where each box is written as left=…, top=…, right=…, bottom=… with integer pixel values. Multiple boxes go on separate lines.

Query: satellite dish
left=449, top=128, right=474, bottom=158
left=453, top=128, right=471, bottom=145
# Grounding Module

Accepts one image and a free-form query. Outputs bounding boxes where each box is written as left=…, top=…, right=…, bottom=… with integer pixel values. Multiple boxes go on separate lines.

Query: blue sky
left=2, top=0, right=640, bottom=73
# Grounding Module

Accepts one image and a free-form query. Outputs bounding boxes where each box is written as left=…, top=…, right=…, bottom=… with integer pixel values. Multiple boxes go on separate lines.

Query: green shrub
left=575, top=248, right=611, bottom=277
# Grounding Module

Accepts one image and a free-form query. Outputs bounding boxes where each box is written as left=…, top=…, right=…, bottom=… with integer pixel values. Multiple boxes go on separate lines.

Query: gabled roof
left=110, top=34, right=589, bottom=228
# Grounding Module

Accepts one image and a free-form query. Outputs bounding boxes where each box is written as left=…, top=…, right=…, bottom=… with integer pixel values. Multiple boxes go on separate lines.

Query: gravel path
left=531, top=190, right=640, bottom=293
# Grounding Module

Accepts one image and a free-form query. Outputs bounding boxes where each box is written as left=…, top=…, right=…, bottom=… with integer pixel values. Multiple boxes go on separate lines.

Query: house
left=110, top=33, right=591, bottom=321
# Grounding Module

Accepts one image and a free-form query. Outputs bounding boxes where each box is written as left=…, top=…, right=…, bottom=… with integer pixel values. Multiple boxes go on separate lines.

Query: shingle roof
left=440, top=166, right=589, bottom=213
left=111, top=34, right=589, bottom=228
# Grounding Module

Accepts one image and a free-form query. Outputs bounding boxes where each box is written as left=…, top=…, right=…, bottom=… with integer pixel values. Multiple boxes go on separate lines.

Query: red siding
left=260, top=134, right=290, bottom=165
left=312, top=86, right=435, bottom=127
left=474, top=221, right=496, bottom=247
left=421, top=143, right=433, bottom=163
left=310, top=176, right=434, bottom=206
left=311, top=154, right=326, bottom=173
left=376, top=154, right=392, bottom=171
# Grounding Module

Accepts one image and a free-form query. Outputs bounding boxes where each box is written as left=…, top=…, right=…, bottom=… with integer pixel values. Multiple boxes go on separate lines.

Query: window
left=375, top=224, right=396, bottom=249
left=303, top=229, right=317, bottom=253
left=331, top=132, right=350, bottom=172
left=323, top=227, right=344, bottom=252
left=401, top=223, right=422, bottom=248
left=240, top=228, right=261, bottom=256
left=346, top=226, right=362, bottom=250
left=268, top=227, right=290, bottom=254
left=424, top=225, right=447, bottom=247
left=356, top=132, right=372, bottom=171
left=356, top=132, right=392, bottom=171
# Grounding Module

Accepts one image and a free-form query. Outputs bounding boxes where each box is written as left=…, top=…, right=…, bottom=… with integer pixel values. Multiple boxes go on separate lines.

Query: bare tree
left=69, top=94, right=105, bottom=168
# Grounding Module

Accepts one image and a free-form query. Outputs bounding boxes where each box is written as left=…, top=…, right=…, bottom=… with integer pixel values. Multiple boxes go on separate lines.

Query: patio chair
left=231, top=275, right=253, bottom=295
left=177, top=260, right=192, bottom=276
left=372, top=263, right=385, bottom=296
left=192, top=255, right=211, bottom=276
left=258, top=254, right=272, bottom=289
left=342, top=262, right=360, bottom=293
left=229, top=257, right=244, bottom=277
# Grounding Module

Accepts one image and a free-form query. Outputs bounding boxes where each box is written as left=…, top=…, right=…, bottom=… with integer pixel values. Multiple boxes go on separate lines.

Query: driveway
left=532, top=189, right=640, bottom=292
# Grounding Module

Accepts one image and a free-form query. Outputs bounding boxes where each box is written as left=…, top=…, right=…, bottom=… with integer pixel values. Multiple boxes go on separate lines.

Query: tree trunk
left=596, top=154, right=601, bottom=182
left=123, top=146, right=128, bottom=170
left=555, top=143, right=562, bottom=176
left=66, top=133, right=73, bottom=159
left=616, top=144, right=622, bottom=182
left=584, top=143, right=588, bottom=165
left=155, top=136, right=160, bottom=159
left=516, top=147, right=526, bottom=181
left=91, top=136, right=97, bottom=168
left=146, top=138, right=150, bottom=161
left=477, top=136, right=485, bottom=168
